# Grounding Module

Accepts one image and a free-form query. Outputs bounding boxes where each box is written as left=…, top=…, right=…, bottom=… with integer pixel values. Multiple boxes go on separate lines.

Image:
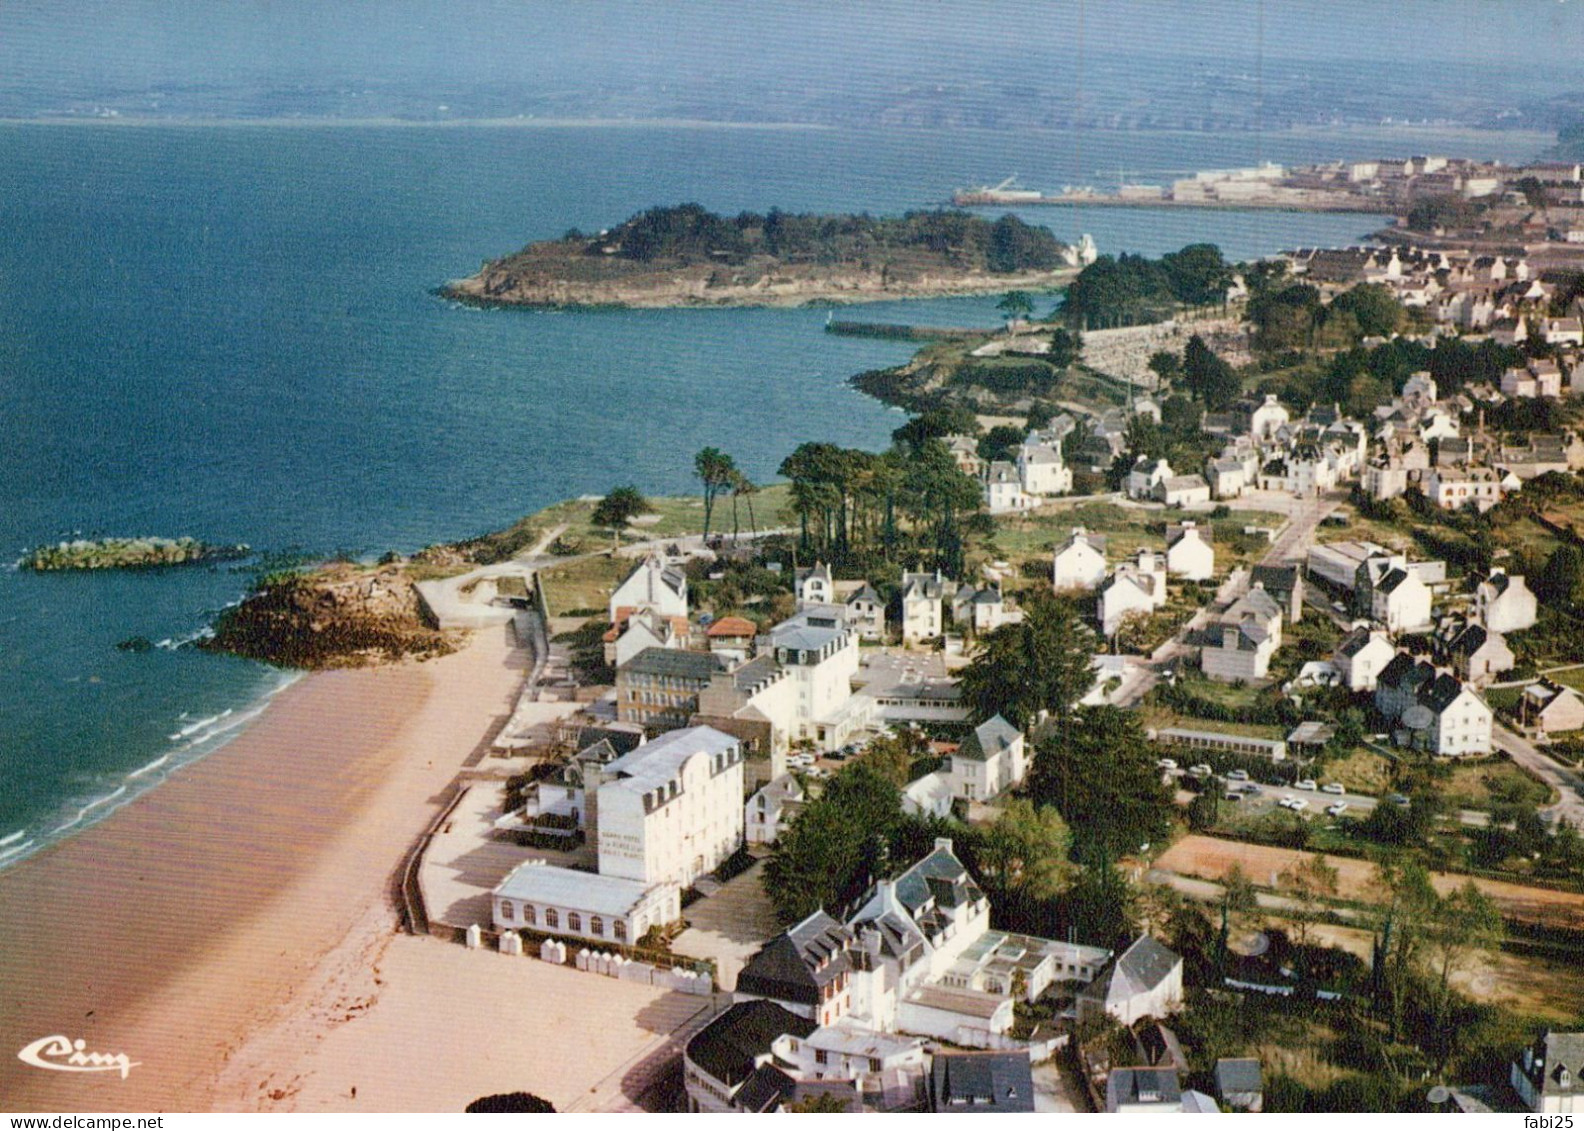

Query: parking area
left=671, top=859, right=781, bottom=991
left=1158, top=758, right=1382, bottom=822
left=420, top=781, right=597, bottom=930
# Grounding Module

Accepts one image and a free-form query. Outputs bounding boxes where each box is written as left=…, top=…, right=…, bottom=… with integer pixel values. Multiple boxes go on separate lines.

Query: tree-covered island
left=441, top=203, right=1083, bottom=308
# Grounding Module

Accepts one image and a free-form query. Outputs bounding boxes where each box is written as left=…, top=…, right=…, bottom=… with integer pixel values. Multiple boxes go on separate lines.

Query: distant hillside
left=441, top=204, right=1078, bottom=308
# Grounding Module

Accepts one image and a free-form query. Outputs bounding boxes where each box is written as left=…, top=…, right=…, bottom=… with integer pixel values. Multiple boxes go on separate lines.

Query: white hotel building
left=596, top=725, right=746, bottom=888
left=493, top=725, right=746, bottom=940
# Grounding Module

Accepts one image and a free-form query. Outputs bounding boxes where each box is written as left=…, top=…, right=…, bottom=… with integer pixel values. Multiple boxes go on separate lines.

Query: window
left=523, top=904, right=536, bottom=926
left=590, top=916, right=604, bottom=937
left=614, top=920, right=627, bottom=941
left=545, top=908, right=558, bottom=929
left=869, top=1058, right=881, bottom=1073
left=568, top=912, right=582, bottom=932
left=815, top=1050, right=828, bottom=1065
left=500, top=901, right=515, bottom=921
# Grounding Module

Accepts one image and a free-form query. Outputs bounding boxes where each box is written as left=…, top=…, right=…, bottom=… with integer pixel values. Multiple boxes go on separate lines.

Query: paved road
left=1492, top=722, right=1584, bottom=829
left=1258, top=489, right=1346, bottom=567
left=1112, top=490, right=1345, bottom=710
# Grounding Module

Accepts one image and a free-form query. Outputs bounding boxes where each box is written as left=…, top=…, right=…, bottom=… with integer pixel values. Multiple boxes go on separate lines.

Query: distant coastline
left=0, top=115, right=835, bottom=131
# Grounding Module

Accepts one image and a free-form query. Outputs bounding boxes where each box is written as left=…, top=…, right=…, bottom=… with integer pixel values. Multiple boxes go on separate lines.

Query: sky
left=1, top=1, right=1581, bottom=106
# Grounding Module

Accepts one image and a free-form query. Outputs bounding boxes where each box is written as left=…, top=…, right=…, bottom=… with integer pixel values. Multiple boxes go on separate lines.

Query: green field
left=529, top=483, right=794, bottom=552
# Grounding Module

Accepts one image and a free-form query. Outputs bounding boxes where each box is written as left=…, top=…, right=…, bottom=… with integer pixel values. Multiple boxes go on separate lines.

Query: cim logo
left=17, top=1035, right=139, bottom=1079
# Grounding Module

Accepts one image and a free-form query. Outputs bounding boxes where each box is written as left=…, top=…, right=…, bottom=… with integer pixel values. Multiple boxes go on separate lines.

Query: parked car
left=1158, top=758, right=1179, bottom=771
left=1189, top=764, right=1213, bottom=777
left=1225, top=793, right=1243, bottom=804
left=1227, top=769, right=1250, bottom=782
left=1322, top=782, right=1346, bottom=795
left=1388, top=793, right=1411, bottom=808
left=1326, top=801, right=1349, bottom=816
left=1295, top=778, right=1317, bottom=791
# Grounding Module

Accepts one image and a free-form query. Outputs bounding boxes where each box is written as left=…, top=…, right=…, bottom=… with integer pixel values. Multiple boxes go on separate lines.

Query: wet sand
left=0, top=624, right=527, bottom=1111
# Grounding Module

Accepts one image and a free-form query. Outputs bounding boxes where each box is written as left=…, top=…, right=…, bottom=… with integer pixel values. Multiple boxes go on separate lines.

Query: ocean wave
left=155, top=625, right=216, bottom=651
left=125, top=753, right=171, bottom=780
left=51, top=785, right=128, bottom=836
left=169, top=708, right=232, bottom=741
left=3, top=669, right=306, bottom=873
left=0, top=838, right=36, bottom=863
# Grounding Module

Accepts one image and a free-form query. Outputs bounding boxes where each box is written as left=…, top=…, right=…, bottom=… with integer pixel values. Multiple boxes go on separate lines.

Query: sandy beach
left=0, top=624, right=528, bottom=1111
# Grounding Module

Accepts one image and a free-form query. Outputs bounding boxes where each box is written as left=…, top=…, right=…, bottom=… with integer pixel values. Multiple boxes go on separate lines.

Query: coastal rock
left=441, top=205, right=1079, bottom=310
left=23, top=536, right=250, bottom=571
left=204, top=564, right=458, bottom=670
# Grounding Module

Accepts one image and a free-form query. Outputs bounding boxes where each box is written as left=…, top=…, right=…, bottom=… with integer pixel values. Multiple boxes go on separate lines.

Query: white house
left=1052, top=527, right=1108, bottom=591
left=1016, top=440, right=1072, bottom=497
left=767, top=608, right=868, bottom=750
left=984, top=461, right=1034, bottom=514
left=1473, top=568, right=1537, bottom=634
left=844, top=583, right=888, bottom=641
left=942, top=715, right=1026, bottom=802
left=1100, top=551, right=1168, bottom=637
left=746, top=774, right=805, bottom=846
left=1156, top=474, right=1212, bottom=507
left=795, top=562, right=834, bottom=608
left=733, top=839, right=1111, bottom=1049
left=1375, top=654, right=1493, bottom=756
left=901, top=771, right=955, bottom=818
left=1368, top=563, right=1434, bottom=635
left=604, top=609, right=689, bottom=669
left=1076, top=935, right=1184, bottom=1027
left=595, top=725, right=746, bottom=887
left=1512, top=1031, right=1584, bottom=1114
left=1249, top=393, right=1291, bottom=441
left=1201, top=584, right=1284, bottom=683
left=952, top=584, right=1014, bottom=635
left=1127, top=456, right=1173, bottom=500
left=1421, top=673, right=1495, bottom=757
left=1423, top=466, right=1504, bottom=512
left=1334, top=626, right=1396, bottom=692
left=1165, top=521, right=1215, bottom=580
left=609, top=552, right=689, bottom=622
left=899, top=570, right=955, bottom=645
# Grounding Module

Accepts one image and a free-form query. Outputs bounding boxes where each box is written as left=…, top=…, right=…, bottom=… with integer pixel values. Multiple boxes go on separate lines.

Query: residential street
left=1492, top=722, right=1584, bottom=829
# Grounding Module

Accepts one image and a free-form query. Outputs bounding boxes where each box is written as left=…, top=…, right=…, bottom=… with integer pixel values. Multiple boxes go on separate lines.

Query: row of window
left=498, top=900, right=630, bottom=940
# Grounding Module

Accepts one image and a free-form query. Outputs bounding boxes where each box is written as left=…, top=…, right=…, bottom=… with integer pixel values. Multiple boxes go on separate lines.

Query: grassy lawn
left=1544, top=666, right=1584, bottom=693
left=988, top=501, right=1284, bottom=576
left=529, top=484, right=795, bottom=552
left=1139, top=700, right=1290, bottom=742
left=1317, top=745, right=1394, bottom=795
left=536, top=555, right=632, bottom=617
left=1314, top=512, right=1419, bottom=555
left=1439, top=757, right=1556, bottom=811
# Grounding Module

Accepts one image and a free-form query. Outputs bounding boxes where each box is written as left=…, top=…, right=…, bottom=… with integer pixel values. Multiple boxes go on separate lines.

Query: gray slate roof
left=736, top=910, right=853, bottom=1007
left=1215, top=1057, right=1264, bottom=1097
left=619, top=647, right=725, bottom=681
left=1107, top=1067, right=1183, bottom=1109
left=955, top=715, right=1020, bottom=763
left=685, top=999, right=815, bottom=1089
left=930, top=1051, right=1035, bottom=1113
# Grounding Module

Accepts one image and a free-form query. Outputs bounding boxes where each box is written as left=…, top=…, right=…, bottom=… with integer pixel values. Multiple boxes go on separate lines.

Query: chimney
left=934, top=837, right=954, bottom=854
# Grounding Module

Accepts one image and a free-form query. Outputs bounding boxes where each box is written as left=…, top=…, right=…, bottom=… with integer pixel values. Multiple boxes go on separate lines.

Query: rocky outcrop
left=204, top=564, right=458, bottom=670
left=23, top=536, right=250, bottom=571
left=443, top=259, right=1075, bottom=309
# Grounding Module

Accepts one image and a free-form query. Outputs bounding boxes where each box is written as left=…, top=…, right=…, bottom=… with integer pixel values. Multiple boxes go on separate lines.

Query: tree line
left=577, top=203, right=1071, bottom=274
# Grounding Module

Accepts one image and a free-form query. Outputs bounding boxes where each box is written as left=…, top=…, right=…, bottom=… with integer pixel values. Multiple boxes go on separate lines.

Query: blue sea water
left=0, top=121, right=1544, bottom=863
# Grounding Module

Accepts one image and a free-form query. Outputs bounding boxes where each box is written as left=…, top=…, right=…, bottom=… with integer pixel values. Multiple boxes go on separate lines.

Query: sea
left=0, top=120, right=1549, bottom=867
